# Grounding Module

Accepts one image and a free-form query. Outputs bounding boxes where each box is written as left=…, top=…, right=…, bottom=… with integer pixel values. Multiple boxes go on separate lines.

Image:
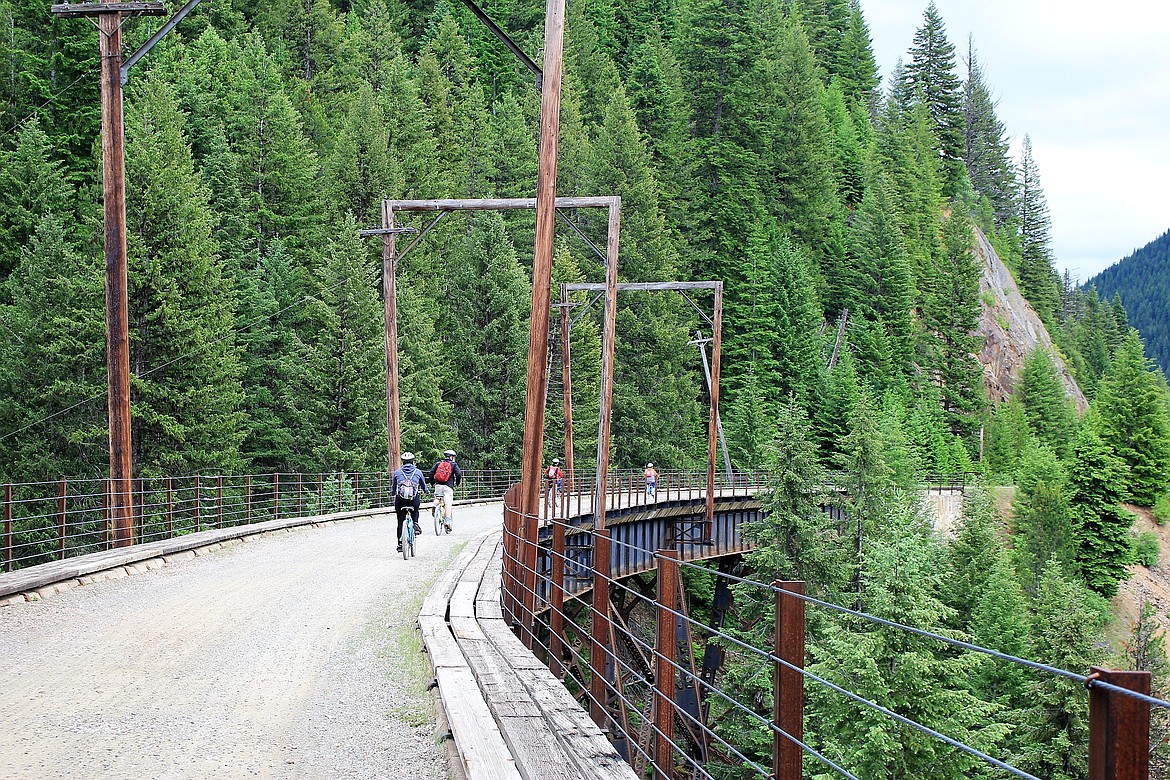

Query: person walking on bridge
left=429, top=449, right=462, bottom=533
left=392, top=452, right=427, bottom=553
left=644, top=462, right=659, bottom=499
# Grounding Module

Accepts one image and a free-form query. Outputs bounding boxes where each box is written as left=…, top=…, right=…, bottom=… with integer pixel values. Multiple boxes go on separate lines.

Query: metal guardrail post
left=297, top=473, right=303, bottom=516
left=1089, top=667, right=1150, bottom=780
left=245, top=475, right=251, bottom=522
left=166, top=477, right=173, bottom=536
left=273, top=473, right=280, bottom=520
left=550, top=513, right=566, bottom=678
left=318, top=473, right=324, bottom=515
left=774, top=581, right=806, bottom=780
left=194, top=475, right=201, bottom=533
left=58, top=478, right=66, bottom=560
left=4, top=483, right=11, bottom=572
left=654, top=548, right=680, bottom=780
left=217, top=476, right=224, bottom=528
left=589, top=529, right=612, bottom=728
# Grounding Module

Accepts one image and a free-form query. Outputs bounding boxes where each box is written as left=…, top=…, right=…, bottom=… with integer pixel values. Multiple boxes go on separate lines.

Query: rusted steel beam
left=774, top=581, right=805, bottom=780
left=654, top=549, right=680, bottom=780
left=194, top=475, right=201, bottom=533
left=1088, top=667, right=1150, bottom=780
left=383, top=196, right=617, bottom=211
left=273, top=473, right=280, bottom=520
left=589, top=529, right=612, bottom=728
left=518, top=0, right=567, bottom=534
left=166, top=477, right=173, bottom=536
left=217, top=476, right=223, bottom=528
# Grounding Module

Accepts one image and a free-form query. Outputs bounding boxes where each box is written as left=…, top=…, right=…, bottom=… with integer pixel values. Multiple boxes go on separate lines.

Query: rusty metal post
left=4, top=483, right=12, bottom=572
left=319, top=473, right=324, bottom=515
left=338, top=471, right=343, bottom=512
left=353, top=473, right=359, bottom=510
left=166, top=477, right=173, bottom=536
left=273, top=472, right=280, bottom=520
left=297, top=473, right=302, bottom=516
left=654, top=549, right=680, bottom=780
left=1089, top=668, right=1150, bottom=780
left=520, top=504, right=540, bottom=648
left=550, top=508, right=567, bottom=678
left=58, top=478, right=66, bottom=559
left=518, top=0, right=566, bottom=527
left=217, top=476, right=223, bottom=528
left=589, top=529, right=612, bottom=727
left=245, top=475, right=251, bottom=522
left=377, top=472, right=382, bottom=507
left=194, top=475, right=201, bottom=533
left=774, top=581, right=806, bottom=780
left=381, top=202, right=401, bottom=472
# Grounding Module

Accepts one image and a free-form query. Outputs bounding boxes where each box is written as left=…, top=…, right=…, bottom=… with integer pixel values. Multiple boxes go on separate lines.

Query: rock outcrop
left=974, top=227, right=1088, bottom=412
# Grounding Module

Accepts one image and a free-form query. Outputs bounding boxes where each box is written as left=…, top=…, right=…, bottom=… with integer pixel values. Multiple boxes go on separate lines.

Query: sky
left=863, top=0, right=1170, bottom=283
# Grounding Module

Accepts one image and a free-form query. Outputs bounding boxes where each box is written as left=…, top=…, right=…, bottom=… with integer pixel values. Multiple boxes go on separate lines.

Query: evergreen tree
left=1017, top=348, right=1075, bottom=457
left=1093, top=329, right=1170, bottom=505
left=1065, top=427, right=1133, bottom=596
left=982, top=398, right=1030, bottom=480
left=962, top=40, right=1015, bottom=230
left=124, top=78, right=245, bottom=475
left=1016, top=135, right=1060, bottom=323
left=837, top=0, right=879, bottom=105
left=301, top=216, right=385, bottom=472
left=902, top=2, right=964, bottom=195
left=1011, top=443, right=1074, bottom=593
left=0, top=119, right=75, bottom=283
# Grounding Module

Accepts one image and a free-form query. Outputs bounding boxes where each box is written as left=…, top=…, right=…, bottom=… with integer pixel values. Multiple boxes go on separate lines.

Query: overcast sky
left=863, top=0, right=1170, bottom=283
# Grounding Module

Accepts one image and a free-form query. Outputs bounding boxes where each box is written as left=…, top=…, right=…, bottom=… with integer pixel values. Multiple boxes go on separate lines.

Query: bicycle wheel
left=401, top=514, right=411, bottom=560
left=408, top=513, right=416, bottom=557
left=434, top=502, right=442, bottom=536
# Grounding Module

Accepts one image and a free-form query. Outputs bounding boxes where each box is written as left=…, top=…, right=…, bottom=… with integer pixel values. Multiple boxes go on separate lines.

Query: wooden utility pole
left=360, top=220, right=418, bottom=472
left=519, top=0, right=567, bottom=524
left=50, top=1, right=166, bottom=547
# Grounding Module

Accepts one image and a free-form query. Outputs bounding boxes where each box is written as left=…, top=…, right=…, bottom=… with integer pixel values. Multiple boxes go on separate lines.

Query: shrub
left=1154, top=493, right=1170, bottom=525
left=1133, top=531, right=1161, bottom=568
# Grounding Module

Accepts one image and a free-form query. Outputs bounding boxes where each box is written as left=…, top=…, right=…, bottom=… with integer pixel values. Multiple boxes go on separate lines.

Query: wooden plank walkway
left=420, top=531, right=637, bottom=780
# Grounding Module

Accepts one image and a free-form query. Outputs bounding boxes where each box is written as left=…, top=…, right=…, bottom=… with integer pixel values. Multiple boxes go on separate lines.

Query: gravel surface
left=0, top=502, right=505, bottom=780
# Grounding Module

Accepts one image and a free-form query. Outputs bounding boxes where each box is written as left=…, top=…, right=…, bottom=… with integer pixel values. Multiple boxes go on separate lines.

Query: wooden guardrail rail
left=419, top=531, right=635, bottom=780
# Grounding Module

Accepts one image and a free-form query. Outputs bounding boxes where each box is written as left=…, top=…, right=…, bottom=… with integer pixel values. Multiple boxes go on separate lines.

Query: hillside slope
left=973, top=227, right=1088, bottom=412
left=1090, top=229, right=1170, bottom=377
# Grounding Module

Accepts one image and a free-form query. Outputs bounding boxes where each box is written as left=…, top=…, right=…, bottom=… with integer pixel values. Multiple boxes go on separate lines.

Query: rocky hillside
left=974, top=228, right=1089, bottom=412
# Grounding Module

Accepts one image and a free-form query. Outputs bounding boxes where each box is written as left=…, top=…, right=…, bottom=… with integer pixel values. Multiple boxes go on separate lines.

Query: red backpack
left=434, top=459, right=453, bottom=483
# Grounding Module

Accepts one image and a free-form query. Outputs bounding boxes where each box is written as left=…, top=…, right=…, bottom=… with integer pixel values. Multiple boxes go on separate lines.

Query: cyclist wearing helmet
left=428, top=449, right=463, bottom=533
left=392, top=452, right=428, bottom=552
left=545, top=457, right=564, bottom=497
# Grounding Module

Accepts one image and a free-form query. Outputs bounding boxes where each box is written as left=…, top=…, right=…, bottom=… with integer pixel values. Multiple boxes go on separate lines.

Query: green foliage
left=1065, top=427, right=1133, bottom=596
left=1017, top=348, right=1076, bottom=457
left=1154, top=492, right=1170, bottom=525
left=1094, top=330, right=1170, bottom=505
left=1133, top=531, right=1160, bottom=568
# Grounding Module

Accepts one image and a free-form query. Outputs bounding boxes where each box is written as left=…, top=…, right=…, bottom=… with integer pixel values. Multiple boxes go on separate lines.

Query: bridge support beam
left=653, top=549, right=680, bottom=780
left=589, top=530, right=613, bottom=727
left=774, top=581, right=805, bottom=780
left=1089, top=667, right=1150, bottom=780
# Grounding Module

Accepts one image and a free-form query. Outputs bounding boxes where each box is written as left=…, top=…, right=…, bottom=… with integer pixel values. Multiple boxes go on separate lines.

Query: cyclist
left=545, top=457, right=564, bottom=497
left=392, top=452, right=428, bottom=553
left=428, top=449, right=463, bottom=533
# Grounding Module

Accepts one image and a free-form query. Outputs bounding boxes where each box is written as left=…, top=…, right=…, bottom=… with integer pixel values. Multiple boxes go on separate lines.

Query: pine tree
left=1017, top=348, right=1075, bottom=457
left=902, top=2, right=964, bottom=195
left=0, top=119, right=75, bottom=283
left=0, top=214, right=106, bottom=481
left=124, top=78, right=245, bottom=475
left=1065, top=427, right=1133, bottom=596
left=837, top=0, right=879, bottom=105
left=1011, top=443, right=1074, bottom=593
left=962, top=40, right=1016, bottom=230
left=983, top=398, right=1030, bottom=480
left=1016, top=135, right=1060, bottom=323
left=1094, top=329, right=1170, bottom=505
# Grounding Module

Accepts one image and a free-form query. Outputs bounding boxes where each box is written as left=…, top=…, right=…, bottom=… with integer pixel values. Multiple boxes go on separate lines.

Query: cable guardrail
left=1, top=468, right=522, bottom=572
left=499, top=482, right=1159, bottom=780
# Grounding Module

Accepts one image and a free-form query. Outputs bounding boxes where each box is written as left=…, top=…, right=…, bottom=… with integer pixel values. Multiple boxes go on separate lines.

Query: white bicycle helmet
left=401, top=451, right=415, bottom=463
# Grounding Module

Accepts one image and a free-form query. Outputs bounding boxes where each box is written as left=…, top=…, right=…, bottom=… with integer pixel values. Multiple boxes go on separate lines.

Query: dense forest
left=2, top=0, right=1170, bottom=774
left=1090, top=229, right=1170, bottom=378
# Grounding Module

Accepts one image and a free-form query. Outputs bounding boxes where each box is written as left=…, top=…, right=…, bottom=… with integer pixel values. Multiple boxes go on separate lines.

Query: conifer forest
left=2, top=0, right=1170, bottom=776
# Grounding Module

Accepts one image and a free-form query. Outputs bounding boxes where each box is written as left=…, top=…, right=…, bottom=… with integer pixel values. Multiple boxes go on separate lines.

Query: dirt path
left=0, top=502, right=505, bottom=780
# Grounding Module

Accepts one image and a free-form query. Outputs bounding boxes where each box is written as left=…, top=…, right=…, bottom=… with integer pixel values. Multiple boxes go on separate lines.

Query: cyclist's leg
left=395, top=503, right=406, bottom=551
left=437, top=485, right=454, bottom=522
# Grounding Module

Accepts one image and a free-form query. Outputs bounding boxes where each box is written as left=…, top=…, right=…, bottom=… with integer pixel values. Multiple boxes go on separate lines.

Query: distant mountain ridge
left=1089, top=230, right=1170, bottom=377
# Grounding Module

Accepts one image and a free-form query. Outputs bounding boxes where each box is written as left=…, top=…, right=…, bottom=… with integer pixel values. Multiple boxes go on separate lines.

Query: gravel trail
left=0, top=502, right=505, bottom=780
